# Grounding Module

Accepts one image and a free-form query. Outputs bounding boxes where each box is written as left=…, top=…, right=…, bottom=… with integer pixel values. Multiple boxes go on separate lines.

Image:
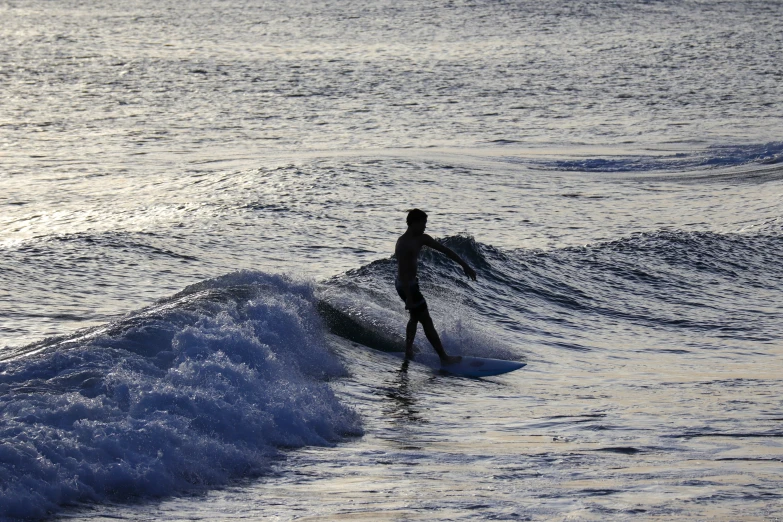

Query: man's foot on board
left=440, top=355, right=462, bottom=366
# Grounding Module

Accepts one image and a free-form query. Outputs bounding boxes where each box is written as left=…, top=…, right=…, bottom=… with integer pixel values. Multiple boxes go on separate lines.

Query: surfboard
left=391, top=352, right=526, bottom=377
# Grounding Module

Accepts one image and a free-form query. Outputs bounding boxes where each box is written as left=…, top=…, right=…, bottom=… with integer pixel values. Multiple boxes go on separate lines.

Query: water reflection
left=379, top=360, right=427, bottom=424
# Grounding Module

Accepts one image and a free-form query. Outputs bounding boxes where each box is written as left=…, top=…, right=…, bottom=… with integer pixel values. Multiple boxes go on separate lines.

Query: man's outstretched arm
left=423, top=235, right=477, bottom=280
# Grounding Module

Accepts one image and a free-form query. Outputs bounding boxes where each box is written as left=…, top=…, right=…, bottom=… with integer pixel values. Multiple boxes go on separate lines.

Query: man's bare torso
left=395, top=232, right=429, bottom=285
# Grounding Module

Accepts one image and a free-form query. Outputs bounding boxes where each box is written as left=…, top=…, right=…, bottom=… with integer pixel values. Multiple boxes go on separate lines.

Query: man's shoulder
left=421, top=233, right=438, bottom=245
left=396, top=233, right=429, bottom=254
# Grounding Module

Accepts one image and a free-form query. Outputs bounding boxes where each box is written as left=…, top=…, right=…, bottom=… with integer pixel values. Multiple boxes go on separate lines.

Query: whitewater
left=1, top=0, right=782, bottom=520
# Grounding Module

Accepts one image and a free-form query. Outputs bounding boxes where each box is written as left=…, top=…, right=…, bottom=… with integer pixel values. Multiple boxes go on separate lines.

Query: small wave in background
left=528, top=142, right=783, bottom=173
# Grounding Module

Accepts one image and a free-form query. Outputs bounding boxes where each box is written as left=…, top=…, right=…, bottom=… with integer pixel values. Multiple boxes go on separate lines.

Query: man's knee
left=412, top=307, right=431, bottom=324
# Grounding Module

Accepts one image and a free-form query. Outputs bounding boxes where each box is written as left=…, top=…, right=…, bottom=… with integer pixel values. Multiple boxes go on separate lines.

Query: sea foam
left=0, top=272, right=361, bottom=519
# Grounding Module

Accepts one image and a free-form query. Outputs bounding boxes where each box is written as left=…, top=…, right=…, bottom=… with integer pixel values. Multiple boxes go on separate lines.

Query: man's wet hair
left=406, top=208, right=428, bottom=226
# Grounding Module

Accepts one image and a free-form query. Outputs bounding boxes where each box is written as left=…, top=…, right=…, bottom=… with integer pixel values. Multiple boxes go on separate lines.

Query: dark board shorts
left=395, top=277, right=427, bottom=312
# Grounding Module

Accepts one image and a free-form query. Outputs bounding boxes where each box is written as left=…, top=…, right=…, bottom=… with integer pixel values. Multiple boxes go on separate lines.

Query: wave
left=322, top=229, right=783, bottom=353
left=0, top=272, right=361, bottom=520
left=1, top=231, right=199, bottom=262
left=530, top=141, right=783, bottom=173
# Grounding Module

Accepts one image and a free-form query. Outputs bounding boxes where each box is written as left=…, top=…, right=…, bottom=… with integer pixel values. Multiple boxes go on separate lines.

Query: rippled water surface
left=1, top=0, right=782, bottom=520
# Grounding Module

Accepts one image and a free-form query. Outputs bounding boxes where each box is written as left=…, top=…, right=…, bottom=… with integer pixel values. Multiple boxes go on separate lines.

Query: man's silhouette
left=395, top=209, right=477, bottom=364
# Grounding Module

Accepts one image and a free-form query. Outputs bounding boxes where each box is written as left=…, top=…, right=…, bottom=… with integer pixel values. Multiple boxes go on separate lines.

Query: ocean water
left=1, top=0, right=782, bottom=520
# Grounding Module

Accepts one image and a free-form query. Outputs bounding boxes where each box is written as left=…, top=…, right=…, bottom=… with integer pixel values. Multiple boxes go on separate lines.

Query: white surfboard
left=391, top=352, right=525, bottom=377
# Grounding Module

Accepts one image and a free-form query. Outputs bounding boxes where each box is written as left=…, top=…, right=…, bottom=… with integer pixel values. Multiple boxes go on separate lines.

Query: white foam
left=0, top=271, right=362, bottom=519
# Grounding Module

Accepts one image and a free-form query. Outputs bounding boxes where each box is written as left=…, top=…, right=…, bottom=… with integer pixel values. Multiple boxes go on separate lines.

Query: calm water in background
left=1, top=0, right=782, bottom=520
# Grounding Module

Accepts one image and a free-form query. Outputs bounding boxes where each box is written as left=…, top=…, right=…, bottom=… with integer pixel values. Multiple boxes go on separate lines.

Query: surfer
left=395, top=208, right=477, bottom=365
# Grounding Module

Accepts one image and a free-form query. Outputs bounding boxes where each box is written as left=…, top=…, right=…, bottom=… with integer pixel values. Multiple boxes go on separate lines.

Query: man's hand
left=463, top=264, right=477, bottom=281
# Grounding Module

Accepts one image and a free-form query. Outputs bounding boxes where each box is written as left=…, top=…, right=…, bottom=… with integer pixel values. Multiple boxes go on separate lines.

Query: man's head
left=406, top=208, right=428, bottom=233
